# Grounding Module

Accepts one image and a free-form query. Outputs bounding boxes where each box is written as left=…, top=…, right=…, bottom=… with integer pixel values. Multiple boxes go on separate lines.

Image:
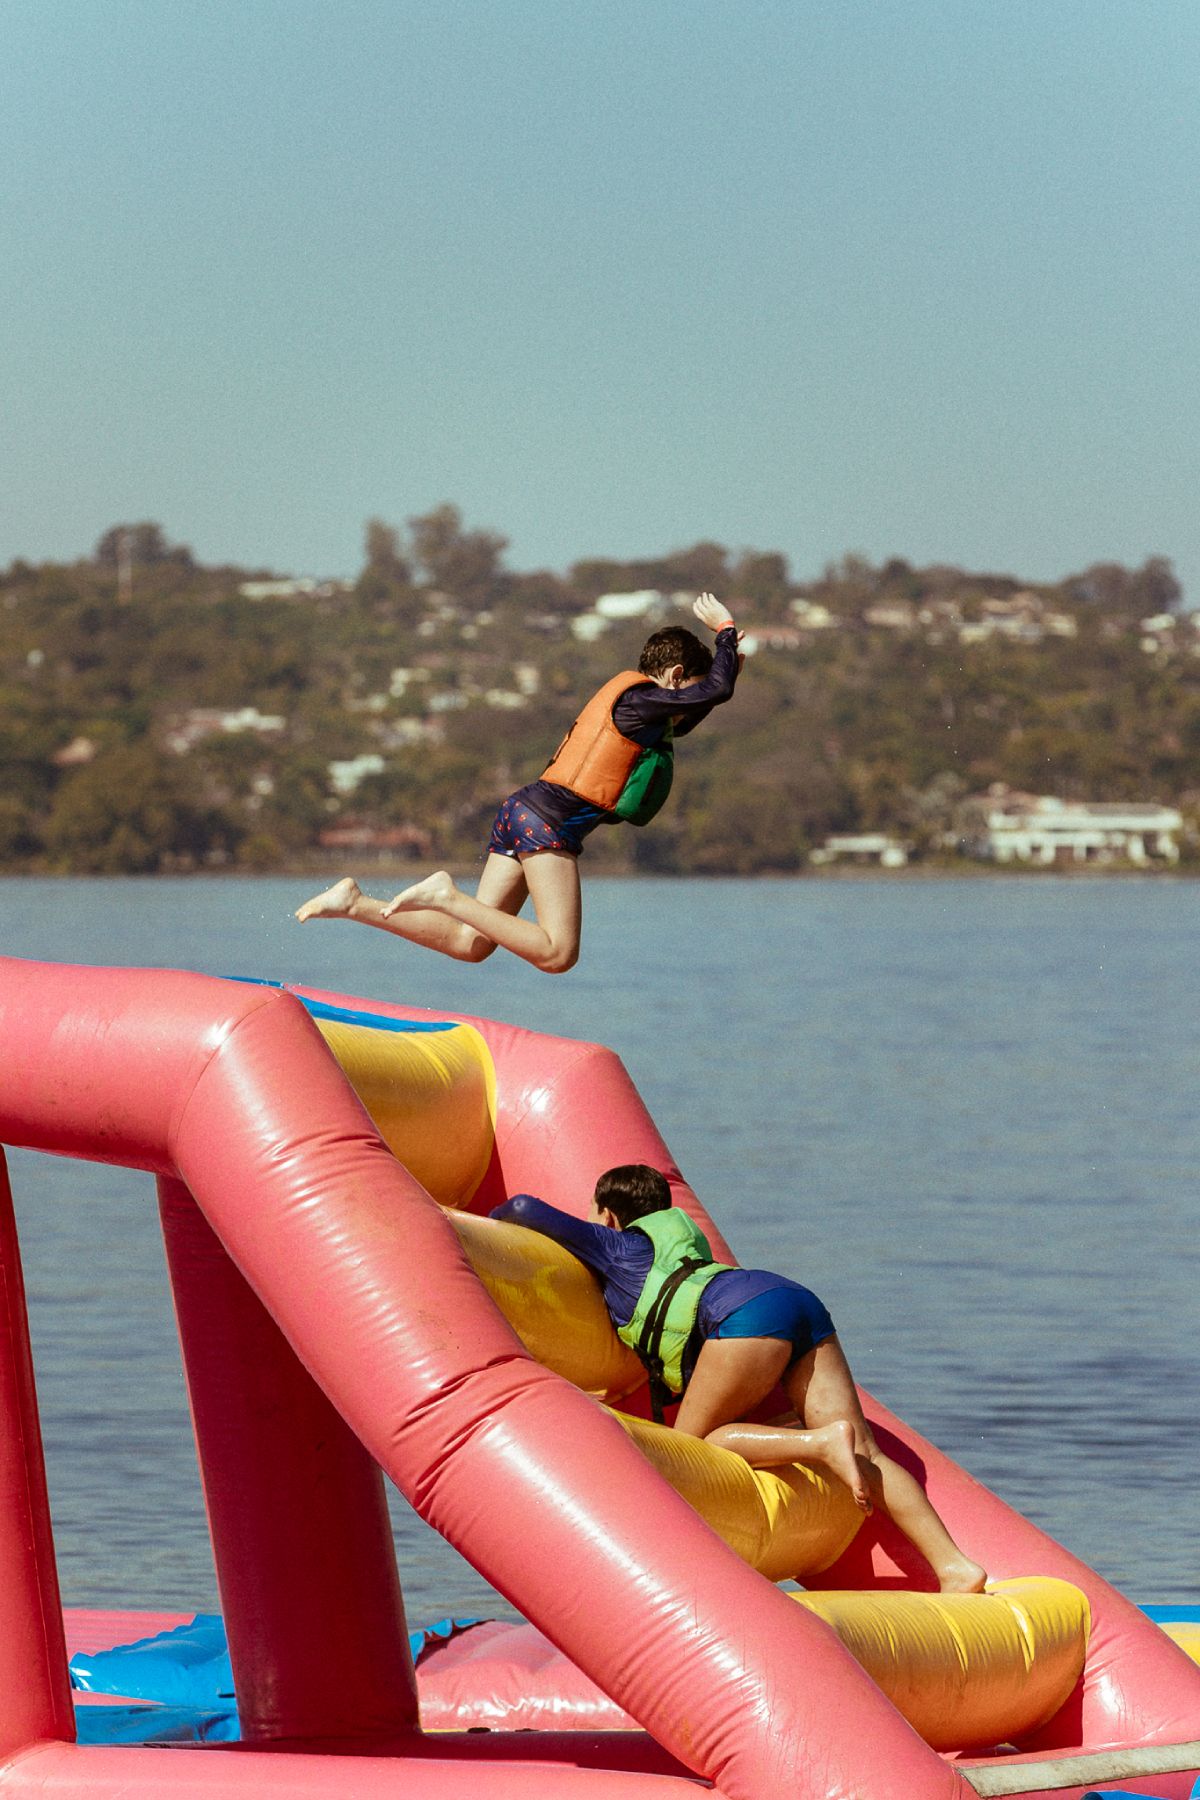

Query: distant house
left=51, top=736, right=98, bottom=767
left=317, top=819, right=433, bottom=859
left=789, top=600, right=837, bottom=630
left=238, top=578, right=340, bottom=601
left=980, top=596, right=1030, bottom=618
left=328, top=753, right=385, bottom=796
left=380, top=717, right=440, bottom=749
left=571, top=591, right=670, bottom=641
left=916, top=600, right=963, bottom=626
left=737, top=625, right=803, bottom=654
left=863, top=603, right=916, bottom=630
left=594, top=590, right=667, bottom=621
left=958, top=615, right=1045, bottom=646
left=993, top=618, right=1043, bottom=643
left=966, top=789, right=1182, bottom=865
left=1139, top=613, right=1179, bottom=655
left=863, top=601, right=921, bottom=630
left=570, top=613, right=609, bottom=642
left=810, top=834, right=910, bottom=869
left=165, top=707, right=286, bottom=753
left=951, top=591, right=1070, bottom=647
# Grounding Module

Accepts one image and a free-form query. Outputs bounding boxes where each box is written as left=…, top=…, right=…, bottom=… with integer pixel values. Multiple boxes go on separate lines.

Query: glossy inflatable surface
left=0, top=957, right=1197, bottom=1800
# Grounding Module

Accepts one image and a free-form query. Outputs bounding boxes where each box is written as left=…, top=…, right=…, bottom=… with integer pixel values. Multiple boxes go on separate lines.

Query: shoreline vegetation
left=5, top=861, right=1194, bottom=883
left=3, top=510, right=1196, bottom=878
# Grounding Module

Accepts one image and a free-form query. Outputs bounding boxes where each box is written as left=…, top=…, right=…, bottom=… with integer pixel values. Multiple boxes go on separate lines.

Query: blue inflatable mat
left=70, top=1613, right=482, bottom=1744
left=70, top=1615, right=233, bottom=1708
left=1080, top=1791, right=1186, bottom=1800
left=75, top=1701, right=239, bottom=1745
left=1078, top=1782, right=1200, bottom=1800
left=225, top=976, right=459, bottom=1033
left=1139, top=1603, right=1200, bottom=1624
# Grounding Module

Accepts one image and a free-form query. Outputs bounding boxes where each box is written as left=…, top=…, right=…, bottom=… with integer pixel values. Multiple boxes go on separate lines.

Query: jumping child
left=492, top=1164, right=988, bottom=1594
left=296, top=593, right=741, bottom=973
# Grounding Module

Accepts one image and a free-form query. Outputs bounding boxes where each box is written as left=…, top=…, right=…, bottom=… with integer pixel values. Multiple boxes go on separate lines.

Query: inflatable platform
left=0, top=955, right=1198, bottom=1799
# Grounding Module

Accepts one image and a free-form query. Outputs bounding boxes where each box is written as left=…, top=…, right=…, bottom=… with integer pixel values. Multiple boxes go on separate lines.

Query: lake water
left=2, top=873, right=1197, bottom=1620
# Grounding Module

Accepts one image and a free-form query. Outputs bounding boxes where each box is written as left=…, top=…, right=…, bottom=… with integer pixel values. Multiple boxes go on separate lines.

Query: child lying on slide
left=493, top=1163, right=987, bottom=1594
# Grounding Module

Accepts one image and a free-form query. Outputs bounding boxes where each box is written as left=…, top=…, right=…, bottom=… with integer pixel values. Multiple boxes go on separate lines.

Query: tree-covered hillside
left=2, top=509, right=1196, bottom=873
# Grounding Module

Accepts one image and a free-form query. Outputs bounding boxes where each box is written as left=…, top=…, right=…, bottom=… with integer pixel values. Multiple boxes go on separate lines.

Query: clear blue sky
left=3, top=0, right=1198, bottom=598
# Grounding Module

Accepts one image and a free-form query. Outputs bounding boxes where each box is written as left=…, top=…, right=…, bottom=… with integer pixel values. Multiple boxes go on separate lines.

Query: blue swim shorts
left=487, top=794, right=583, bottom=860
left=712, top=1280, right=835, bottom=1364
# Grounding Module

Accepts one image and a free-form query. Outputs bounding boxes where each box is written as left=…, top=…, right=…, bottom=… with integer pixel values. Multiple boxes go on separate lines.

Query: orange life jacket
left=540, top=670, right=656, bottom=810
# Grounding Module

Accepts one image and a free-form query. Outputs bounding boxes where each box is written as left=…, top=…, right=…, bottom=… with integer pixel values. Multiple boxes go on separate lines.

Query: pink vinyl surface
left=0, top=960, right=1197, bottom=1799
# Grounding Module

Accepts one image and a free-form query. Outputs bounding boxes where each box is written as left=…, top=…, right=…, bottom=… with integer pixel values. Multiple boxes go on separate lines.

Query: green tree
left=356, top=518, right=415, bottom=608
left=730, top=550, right=791, bottom=618
left=94, top=522, right=193, bottom=569
left=408, top=504, right=508, bottom=605
left=364, top=518, right=410, bottom=581
left=0, top=795, right=39, bottom=862
left=43, top=744, right=232, bottom=873
left=657, top=541, right=730, bottom=595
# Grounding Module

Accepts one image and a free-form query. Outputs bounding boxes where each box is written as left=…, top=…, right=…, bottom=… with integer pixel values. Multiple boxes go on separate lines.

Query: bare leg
left=295, top=856, right=529, bottom=964
left=791, top=1336, right=988, bottom=1593
left=672, top=1336, right=871, bottom=1509
left=380, top=850, right=582, bottom=975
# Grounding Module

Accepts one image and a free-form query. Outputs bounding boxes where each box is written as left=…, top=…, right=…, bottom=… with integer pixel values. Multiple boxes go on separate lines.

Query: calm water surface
left=2, top=875, right=1197, bottom=1618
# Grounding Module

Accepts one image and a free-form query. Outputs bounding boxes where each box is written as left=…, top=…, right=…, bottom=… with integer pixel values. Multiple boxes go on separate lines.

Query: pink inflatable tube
left=287, top=986, right=1200, bottom=1772
left=0, top=956, right=962, bottom=1800
left=1, top=958, right=1198, bottom=1800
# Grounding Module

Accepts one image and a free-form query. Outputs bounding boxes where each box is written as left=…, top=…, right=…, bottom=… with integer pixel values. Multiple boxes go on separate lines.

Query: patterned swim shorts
left=487, top=795, right=584, bottom=860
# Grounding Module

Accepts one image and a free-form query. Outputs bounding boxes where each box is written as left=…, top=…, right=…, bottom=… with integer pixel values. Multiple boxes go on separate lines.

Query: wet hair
left=594, top=1163, right=672, bottom=1225
left=638, top=626, right=713, bottom=681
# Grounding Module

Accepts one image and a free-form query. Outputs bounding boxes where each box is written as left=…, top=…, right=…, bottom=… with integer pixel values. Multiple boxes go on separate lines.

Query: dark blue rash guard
left=490, top=1193, right=823, bottom=1390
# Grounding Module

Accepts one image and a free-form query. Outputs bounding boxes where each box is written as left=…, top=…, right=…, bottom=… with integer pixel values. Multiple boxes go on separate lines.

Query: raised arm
left=490, top=1194, right=620, bottom=1277
left=613, top=616, right=742, bottom=741
left=490, top=1194, right=652, bottom=1325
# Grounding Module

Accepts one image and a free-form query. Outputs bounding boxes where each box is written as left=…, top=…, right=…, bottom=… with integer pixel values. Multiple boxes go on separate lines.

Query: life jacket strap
left=635, top=1255, right=708, bottom=1424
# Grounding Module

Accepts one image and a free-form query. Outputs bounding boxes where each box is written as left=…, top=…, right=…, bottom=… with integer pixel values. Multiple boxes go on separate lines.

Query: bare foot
left=936, top=1557, right=989, bottom=1595
left=380, top=870, right=457, bottom=919
left=809, top=1420, right=873, bottom=1512
left=296, top=876, right=362, bottom=922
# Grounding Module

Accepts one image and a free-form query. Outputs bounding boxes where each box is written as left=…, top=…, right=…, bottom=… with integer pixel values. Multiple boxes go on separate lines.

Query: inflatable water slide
left=1, top=954, right=1199, bottom=1800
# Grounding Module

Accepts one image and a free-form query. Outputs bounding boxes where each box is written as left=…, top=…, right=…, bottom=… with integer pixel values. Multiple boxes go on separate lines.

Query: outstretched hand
left=692, top=592, right=735, bottom=635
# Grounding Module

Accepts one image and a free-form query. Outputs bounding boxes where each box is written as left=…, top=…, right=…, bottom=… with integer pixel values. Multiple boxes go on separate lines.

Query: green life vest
left=617, top=1208, right=733, bottom=1413
left=611, top=725, right=674, bottom=826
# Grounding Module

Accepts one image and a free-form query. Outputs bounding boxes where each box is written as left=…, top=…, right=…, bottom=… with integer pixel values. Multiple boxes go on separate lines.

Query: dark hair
left=594, top=1163, right=672, bottom=1225
left=638, top=626, right=713, bottom=681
